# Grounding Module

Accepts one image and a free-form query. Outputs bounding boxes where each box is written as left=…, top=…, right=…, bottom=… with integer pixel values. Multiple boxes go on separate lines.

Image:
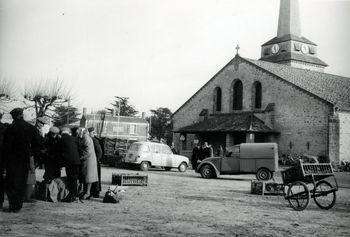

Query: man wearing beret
left=88, top=127, right=102, bottom=198
left=3, top=108, right=41, bottom=212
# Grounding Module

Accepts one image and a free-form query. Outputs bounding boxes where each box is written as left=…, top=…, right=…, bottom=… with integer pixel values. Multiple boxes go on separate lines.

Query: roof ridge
left=245, top=57, right=349, bottom=79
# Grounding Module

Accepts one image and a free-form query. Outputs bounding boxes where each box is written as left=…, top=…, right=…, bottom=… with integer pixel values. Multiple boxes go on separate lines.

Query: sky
left=1, top=0, right=350, bottom=116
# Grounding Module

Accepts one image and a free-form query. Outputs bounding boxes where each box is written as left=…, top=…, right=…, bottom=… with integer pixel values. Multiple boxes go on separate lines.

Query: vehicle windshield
left=129, top=143, right=148, bottom=152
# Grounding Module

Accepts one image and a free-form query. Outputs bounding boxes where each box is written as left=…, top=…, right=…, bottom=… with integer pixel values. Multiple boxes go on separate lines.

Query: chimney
left=112, top=108, right=117, bottom=117
left=141, top=112, right=146, bottom=119
left=83, top=107, right=87, bottom=116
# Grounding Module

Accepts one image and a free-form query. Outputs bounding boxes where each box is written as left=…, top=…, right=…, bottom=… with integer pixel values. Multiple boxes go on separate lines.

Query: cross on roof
left=235, top=44, right=240, bottom=55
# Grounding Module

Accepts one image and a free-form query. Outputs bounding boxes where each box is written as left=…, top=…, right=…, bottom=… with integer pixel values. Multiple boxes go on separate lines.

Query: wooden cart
left=281, top=161, right=338, bottom=211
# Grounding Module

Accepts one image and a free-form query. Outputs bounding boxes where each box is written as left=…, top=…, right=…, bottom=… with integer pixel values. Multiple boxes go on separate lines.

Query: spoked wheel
left=286, top=181, right=310, bottom=211
left=313, top=180, right=336, bottom=210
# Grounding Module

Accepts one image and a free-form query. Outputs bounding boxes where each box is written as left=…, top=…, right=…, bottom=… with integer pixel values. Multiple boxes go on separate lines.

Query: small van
left=124, top=142, right=189, bottom=172
left=196, top=143, right=278, bottom=181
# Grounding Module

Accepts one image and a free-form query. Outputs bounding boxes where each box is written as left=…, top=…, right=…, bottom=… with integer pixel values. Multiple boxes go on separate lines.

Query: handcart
left=281, top=161, right=338, bottom=211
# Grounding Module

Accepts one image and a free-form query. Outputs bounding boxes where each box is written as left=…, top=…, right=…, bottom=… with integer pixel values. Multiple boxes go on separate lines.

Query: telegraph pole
left=66, top=98, right=70, bottom=125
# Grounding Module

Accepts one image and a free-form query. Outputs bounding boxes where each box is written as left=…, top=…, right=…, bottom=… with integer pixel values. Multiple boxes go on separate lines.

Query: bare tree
left=0, top=77, right=14, bottom=101
left=24, top=79, right=71, bottom=120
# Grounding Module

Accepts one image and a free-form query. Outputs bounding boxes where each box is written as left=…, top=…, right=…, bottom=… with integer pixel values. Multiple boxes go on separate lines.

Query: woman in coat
left=77, top=128, right=98, bottom=199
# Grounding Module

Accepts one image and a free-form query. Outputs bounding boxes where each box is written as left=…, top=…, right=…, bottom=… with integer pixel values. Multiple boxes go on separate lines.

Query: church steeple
left=260, top=0, right=327, bottom=72
left=277, top=0, right=301, bottom=37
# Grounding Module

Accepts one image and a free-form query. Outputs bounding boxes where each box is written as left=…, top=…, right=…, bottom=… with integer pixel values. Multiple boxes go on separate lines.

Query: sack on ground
left=103, top=188, right=119, bottom=204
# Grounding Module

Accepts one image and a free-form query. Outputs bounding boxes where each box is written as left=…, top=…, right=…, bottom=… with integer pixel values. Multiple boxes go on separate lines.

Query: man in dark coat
left=88, top=127, right=102, bottom=198
left=58, top=127, right=81, bottom=202
left=43, top=127, right=61, bottom=181
left=191, top=143, right=200, bottom=170
left=3, top=108, right=40, bottom=212
left=202, top=142, right=212, bottom=159
left=0, top=113, right=8, bottom=209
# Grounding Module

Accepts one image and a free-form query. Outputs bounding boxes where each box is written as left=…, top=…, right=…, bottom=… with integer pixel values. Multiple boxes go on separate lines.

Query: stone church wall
left=339, top=112, right=350, bottom=162
left=172, top=58, right=332, bottom=159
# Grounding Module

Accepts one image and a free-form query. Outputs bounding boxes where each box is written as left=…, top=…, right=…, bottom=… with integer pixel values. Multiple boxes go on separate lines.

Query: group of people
left=191, top=142, right=214, bottom=170
left=0, top=108, right=103, bottom=213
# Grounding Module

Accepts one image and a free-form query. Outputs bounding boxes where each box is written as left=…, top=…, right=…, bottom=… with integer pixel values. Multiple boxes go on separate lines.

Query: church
left=171, top=0, right=350, bottom=164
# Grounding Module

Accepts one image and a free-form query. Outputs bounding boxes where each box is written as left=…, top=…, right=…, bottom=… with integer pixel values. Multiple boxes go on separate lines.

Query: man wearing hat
left=3, top=108, right=41, bottom=212
left=88, top=127, right=102, bottom=198
left=43, top=126, right=61, bottom=182
left=57, top=127, right=81, bottom=202
left=0, top=113, right=8, bottom=209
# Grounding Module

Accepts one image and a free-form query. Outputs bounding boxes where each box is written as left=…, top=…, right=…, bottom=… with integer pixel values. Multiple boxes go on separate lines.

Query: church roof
left=172, top=55, right=350, bottom=117
left=245, top=58, right=350, bottom=110
left=262, top=34, right=317, bottom=46
left=174, top=113, right=276, bottom=133
left=260, top=52, right=328, bottom=67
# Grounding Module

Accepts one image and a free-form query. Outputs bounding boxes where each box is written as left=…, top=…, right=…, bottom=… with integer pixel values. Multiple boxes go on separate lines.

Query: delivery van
left=196, top=143, right=278, bottom=181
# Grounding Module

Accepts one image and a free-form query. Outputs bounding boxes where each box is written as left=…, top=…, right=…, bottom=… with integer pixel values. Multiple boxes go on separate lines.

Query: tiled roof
left=83, top=114, right=148, bottom=124
left=175, top=113, right=276, bottom=133
left=262, top=34, right=316, bottom=46
left=260, top=52, right=327, bottom=67
left=245, top=58, right=350, bottom=110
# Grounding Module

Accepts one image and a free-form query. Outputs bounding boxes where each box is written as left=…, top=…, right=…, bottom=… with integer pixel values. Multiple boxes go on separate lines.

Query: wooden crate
left=251, top=180, right=284, bottom=196
left=112, top=173, right=148, bottom=186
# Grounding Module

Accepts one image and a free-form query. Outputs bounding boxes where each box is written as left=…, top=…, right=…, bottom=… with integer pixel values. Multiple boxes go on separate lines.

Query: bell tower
left=260, top=0, right=327, bottom=72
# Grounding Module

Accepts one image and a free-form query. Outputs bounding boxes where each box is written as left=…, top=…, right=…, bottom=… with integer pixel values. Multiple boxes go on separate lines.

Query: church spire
left=259, top=0, right=327, bottom=72
left=277, top=0, right=301, bottom=37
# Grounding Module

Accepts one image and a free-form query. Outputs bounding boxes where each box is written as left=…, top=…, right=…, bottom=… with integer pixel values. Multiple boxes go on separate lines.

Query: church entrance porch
left=174, top=113, right=279, bottom=157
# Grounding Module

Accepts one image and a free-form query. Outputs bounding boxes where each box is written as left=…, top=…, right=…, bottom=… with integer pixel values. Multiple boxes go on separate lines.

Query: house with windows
left=80, top=111, right=148, bottom=142
left=171, top=0, right=350, bottom=164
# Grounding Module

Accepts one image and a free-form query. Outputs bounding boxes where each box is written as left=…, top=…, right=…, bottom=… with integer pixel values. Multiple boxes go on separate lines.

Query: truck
left=196, top=143, right=278, bottom=181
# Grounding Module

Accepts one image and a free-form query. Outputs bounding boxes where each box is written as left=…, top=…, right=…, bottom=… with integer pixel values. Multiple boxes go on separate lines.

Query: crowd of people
left=191, top=142, right=215, bottom=170
left=0, top=108, right=103, bottom=213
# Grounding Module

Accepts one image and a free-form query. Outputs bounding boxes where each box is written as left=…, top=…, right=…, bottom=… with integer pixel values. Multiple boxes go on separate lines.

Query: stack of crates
left=251, top=180, right=284, bottom=196
left=112, top=173, right=148, bottom=186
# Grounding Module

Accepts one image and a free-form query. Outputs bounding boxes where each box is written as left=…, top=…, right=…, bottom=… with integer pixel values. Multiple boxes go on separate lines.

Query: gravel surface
left=0, top=167, right=349, bottom=237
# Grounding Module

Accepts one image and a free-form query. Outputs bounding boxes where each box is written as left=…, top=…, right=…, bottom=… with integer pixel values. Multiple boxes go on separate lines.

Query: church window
left=253, top=82, right=262, bottom=109
left=214, top=87, right=222, bottom=112
left=232, top=80, right=243, bottom=110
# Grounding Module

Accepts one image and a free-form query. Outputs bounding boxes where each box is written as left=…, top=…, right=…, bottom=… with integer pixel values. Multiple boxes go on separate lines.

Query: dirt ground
left=0, top=167, right=349, bottom=237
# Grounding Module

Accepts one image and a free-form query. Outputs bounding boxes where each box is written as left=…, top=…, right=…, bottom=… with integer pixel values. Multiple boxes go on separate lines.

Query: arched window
left=232, top=80, right=243, bottom=110
left=254, top=82, right=262, bottom=109
left=214, top=87, right=222, bottom=112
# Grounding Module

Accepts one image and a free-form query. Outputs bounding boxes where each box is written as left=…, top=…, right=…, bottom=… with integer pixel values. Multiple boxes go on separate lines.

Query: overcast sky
left=1, top=0, right=350, bottom=115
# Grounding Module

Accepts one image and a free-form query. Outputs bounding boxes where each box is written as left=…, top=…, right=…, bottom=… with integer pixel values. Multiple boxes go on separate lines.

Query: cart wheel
left=286, top=181, right=309, bottom=211
left=313, top=180, right=336, bottom=210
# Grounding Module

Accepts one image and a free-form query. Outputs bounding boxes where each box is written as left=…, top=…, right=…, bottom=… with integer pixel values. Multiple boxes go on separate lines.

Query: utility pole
left=116, top=100, right=120, bottom=140
left=66, top=98, right=70, bottom=125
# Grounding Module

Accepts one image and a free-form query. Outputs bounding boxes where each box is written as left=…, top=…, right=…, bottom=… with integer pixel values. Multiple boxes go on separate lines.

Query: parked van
left=124, top=142, right=189, bottom=172
left=196, top=143, right=278, bottom=181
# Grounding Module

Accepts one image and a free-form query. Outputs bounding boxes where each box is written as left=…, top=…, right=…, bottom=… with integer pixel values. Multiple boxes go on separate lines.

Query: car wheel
left=140, top=161, right=150, bottom=171
left=164, top=167, right=172, bottom=171
left=200, top=165, right=216, bottom=179
left=178, top=162, right=187, bottom=172
left=256, top=168, right=271, bottom=181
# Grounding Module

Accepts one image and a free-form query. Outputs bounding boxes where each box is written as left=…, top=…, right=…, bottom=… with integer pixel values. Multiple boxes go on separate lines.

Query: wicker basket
left=112, top=173, right=148, bottom=186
